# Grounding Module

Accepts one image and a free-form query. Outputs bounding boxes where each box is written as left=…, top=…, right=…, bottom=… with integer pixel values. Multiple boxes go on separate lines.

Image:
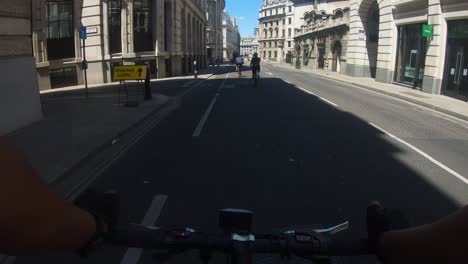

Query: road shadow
left=13, top=69, right=464, bottom=264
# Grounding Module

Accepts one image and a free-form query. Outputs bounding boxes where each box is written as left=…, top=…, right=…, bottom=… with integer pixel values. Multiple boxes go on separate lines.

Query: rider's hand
left=367, top=201, right=409, bottom=258
left=74, top=189, right=120, bottom=232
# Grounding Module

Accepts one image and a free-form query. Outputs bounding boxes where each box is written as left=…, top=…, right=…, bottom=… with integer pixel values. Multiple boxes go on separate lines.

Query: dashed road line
left=369, top=122, right=468, bottom=185
left=319, top=97, right=339, bottom=107
left=192, top=73, right=229, bottom=137
left=120, top=195, right=168, bottom=264
left=295, top=86, right=338, bottom=107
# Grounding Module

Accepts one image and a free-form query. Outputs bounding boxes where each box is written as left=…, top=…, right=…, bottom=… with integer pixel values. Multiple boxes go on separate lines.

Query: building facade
left=348, top=0, right=468, bottom=101
left=32, top=0, right=207, bottom=90
left=1, top=0, right=42, bottom=134
left=293, top=0, right=350, bottom=73
left=207, top=0, right=225, bottom=63
left=258, top=0, right=295, bottom=62
left=240, top=36, right=259, bottom=58
left=222, top=11, right=240, bottom=60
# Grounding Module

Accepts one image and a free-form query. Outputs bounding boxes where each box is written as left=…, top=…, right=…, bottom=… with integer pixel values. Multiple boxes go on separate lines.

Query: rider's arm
left=380, top=205, right=468, bottom=263
left=0, top=137, right=96, bottom=255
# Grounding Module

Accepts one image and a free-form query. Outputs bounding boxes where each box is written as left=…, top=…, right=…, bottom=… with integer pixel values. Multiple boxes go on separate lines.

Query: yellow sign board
left=113, top=65, right=147, bottom=80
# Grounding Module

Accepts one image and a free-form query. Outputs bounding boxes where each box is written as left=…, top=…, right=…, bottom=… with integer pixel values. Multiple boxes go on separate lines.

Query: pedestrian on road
left=144, top=62, right=152, bottom=100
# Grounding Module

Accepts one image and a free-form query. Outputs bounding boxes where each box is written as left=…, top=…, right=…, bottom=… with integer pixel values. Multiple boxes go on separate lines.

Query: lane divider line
left=193, top=72, right=229, bottom=137
left=319, top=97, right=339, bottom=107
left=369, top=122, right=468, bottom=185
left=296, top=86, right=338, bottom=107
left=120, top=195, right=168, bottom=264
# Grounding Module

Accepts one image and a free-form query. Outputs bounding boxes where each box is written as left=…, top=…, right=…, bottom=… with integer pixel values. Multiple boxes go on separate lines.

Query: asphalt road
left=16, top=63, right=468, bottom=264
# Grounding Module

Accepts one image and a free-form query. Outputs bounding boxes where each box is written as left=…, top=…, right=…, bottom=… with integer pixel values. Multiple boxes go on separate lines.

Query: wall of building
left=207, top=0, right=225, bottom=62
left=32, top=0, right=207, bottom=91
left=0, top=0, right=43, bottom=135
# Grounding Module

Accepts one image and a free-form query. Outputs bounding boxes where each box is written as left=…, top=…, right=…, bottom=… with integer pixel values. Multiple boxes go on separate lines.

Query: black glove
left=74, top=189, right=120, bottom=257
left=367, top=201, right=409, bottom=260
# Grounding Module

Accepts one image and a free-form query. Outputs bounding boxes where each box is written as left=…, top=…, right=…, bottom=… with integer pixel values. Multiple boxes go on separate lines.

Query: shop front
left=394, top=23, right=427, bottom=89
left=443, top=20, right=468, bottom=101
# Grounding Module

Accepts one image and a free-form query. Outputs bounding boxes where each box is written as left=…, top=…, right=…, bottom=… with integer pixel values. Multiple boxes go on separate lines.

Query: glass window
left=288, top=41, right=291, bottom=47
left=274, top=42, right=277, bottom=47
left=288, top=28, right=291, bottom=37
left=283, top=8, right=285, bottom=13
left=270, top=10, right=272, bottom=15
left=269, top=51, right=271, bottom=57
left=283, top=19, right=285, bottom=25
left=282, top=29, right=285, bottom=37
left=276, top=21, right=279, bottom=26
left=108, top=0, right=122, bottom=54
left=134, top=0, right=153, bottom=52
left=46, top=0, right=74, bottom=60
left=274, top=51, right=277, bottom=58
left=288, top=17, right=292, bottom=24
left=276, top=9, right=278, bottom=14
left=49, top=67, right=78, bottom=88
left=289, top=6, right=292, bottom=12
left=395, top=24, right=427, bottom=88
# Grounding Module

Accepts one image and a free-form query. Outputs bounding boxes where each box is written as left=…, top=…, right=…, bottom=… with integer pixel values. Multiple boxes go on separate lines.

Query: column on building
left=422, top=0, right=446, bottom=94
left=1, top=0, right=42, bottom=134
left=347, top=0, right=396, bottom=83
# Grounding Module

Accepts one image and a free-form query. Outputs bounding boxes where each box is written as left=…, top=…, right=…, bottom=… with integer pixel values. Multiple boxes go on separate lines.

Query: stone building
left=240, top=36, right=259, bottom=58
left=31, top=0, right=207, bottom=90
left=258, top=0, right=295, bottom=62
left=1, top=0, right=42, bottom=134
left=348, top=0, right=468, bottom=101
left=293, top=0, right=350, bottom=73
left=222, top=11, right=240, bottom=60
left=207, top=0, right=225, bottom=63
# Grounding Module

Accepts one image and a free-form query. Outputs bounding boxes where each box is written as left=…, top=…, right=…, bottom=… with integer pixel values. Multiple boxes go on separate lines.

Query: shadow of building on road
left=13, top=67, right=464, bottom=264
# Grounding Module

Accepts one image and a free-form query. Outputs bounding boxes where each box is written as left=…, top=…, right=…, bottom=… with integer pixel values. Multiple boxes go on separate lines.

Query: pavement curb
left=51, top=68, right=220, bottom=186
left=272, top=63, right=468, bottom=122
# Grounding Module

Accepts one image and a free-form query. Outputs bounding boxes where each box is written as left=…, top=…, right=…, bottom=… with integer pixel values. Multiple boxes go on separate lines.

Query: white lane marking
left=369, top=122, right=468, bottom=185
left=295, top=86, right=338, bottom=107
left=297, top=86, right=316, bottom=95
left=193, top=73, right=228, bottom=137
left=319, top=97, right=339, bottom=107
left=120, top=195, right=168, bottom=264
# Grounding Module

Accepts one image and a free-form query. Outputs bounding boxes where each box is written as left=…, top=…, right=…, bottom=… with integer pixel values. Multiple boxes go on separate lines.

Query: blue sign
left=79, top=26, right=87, bottom=40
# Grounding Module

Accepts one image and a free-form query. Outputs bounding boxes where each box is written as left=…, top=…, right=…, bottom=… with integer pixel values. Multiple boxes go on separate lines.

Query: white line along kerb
left=369, top=123, right=468, bottom=185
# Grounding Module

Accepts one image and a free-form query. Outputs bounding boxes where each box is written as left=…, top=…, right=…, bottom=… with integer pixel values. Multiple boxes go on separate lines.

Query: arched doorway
left=331, top=40, right=342, bottom=72
left=359, top=0, right=380, bottom=78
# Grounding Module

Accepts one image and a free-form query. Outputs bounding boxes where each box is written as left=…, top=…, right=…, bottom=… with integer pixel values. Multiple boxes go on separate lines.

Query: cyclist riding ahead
left=250, top=52, right=261, bottom=81
left=235, top=55, right=244, bottom=76
left=1, top=136, right=468, bottom=263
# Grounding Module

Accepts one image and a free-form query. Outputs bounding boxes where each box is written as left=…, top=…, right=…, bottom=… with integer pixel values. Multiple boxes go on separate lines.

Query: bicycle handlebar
left=106, top=224, right=372, bottom=258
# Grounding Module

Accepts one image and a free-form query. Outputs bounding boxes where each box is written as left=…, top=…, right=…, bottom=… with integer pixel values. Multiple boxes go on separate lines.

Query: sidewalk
left=271, top=62, right=468, bottom=121
left=6, top=67, right=218, bottom=185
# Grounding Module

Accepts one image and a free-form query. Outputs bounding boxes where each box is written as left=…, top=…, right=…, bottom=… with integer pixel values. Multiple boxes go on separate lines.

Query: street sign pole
left=83, top=38, right=88, bottom=99
left=80, top=26, right=88, bottom=99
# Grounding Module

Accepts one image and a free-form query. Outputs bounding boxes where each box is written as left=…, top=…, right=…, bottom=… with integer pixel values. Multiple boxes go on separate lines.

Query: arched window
left=334, top=9, right=343, bottom=19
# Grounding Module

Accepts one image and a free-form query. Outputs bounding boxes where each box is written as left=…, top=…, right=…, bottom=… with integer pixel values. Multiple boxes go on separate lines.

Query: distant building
left=222, top=10, right=240, bottom=60
left=258, top=0, right=295, bottom=62
left=293, top=0, right=350, bottom=73
left=207, top=0, right=225, bottom=63
left=0, top=0, right=42, bottom=134
left=240, top=36, right=259, bottom=58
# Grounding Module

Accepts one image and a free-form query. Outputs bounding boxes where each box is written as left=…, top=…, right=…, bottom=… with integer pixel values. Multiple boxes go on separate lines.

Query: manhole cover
left=400, top=91, right=430, bottom=99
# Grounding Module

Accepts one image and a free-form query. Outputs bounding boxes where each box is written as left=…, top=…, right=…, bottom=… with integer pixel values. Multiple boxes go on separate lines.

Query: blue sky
left=225, top=0, right=264, bottom=37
